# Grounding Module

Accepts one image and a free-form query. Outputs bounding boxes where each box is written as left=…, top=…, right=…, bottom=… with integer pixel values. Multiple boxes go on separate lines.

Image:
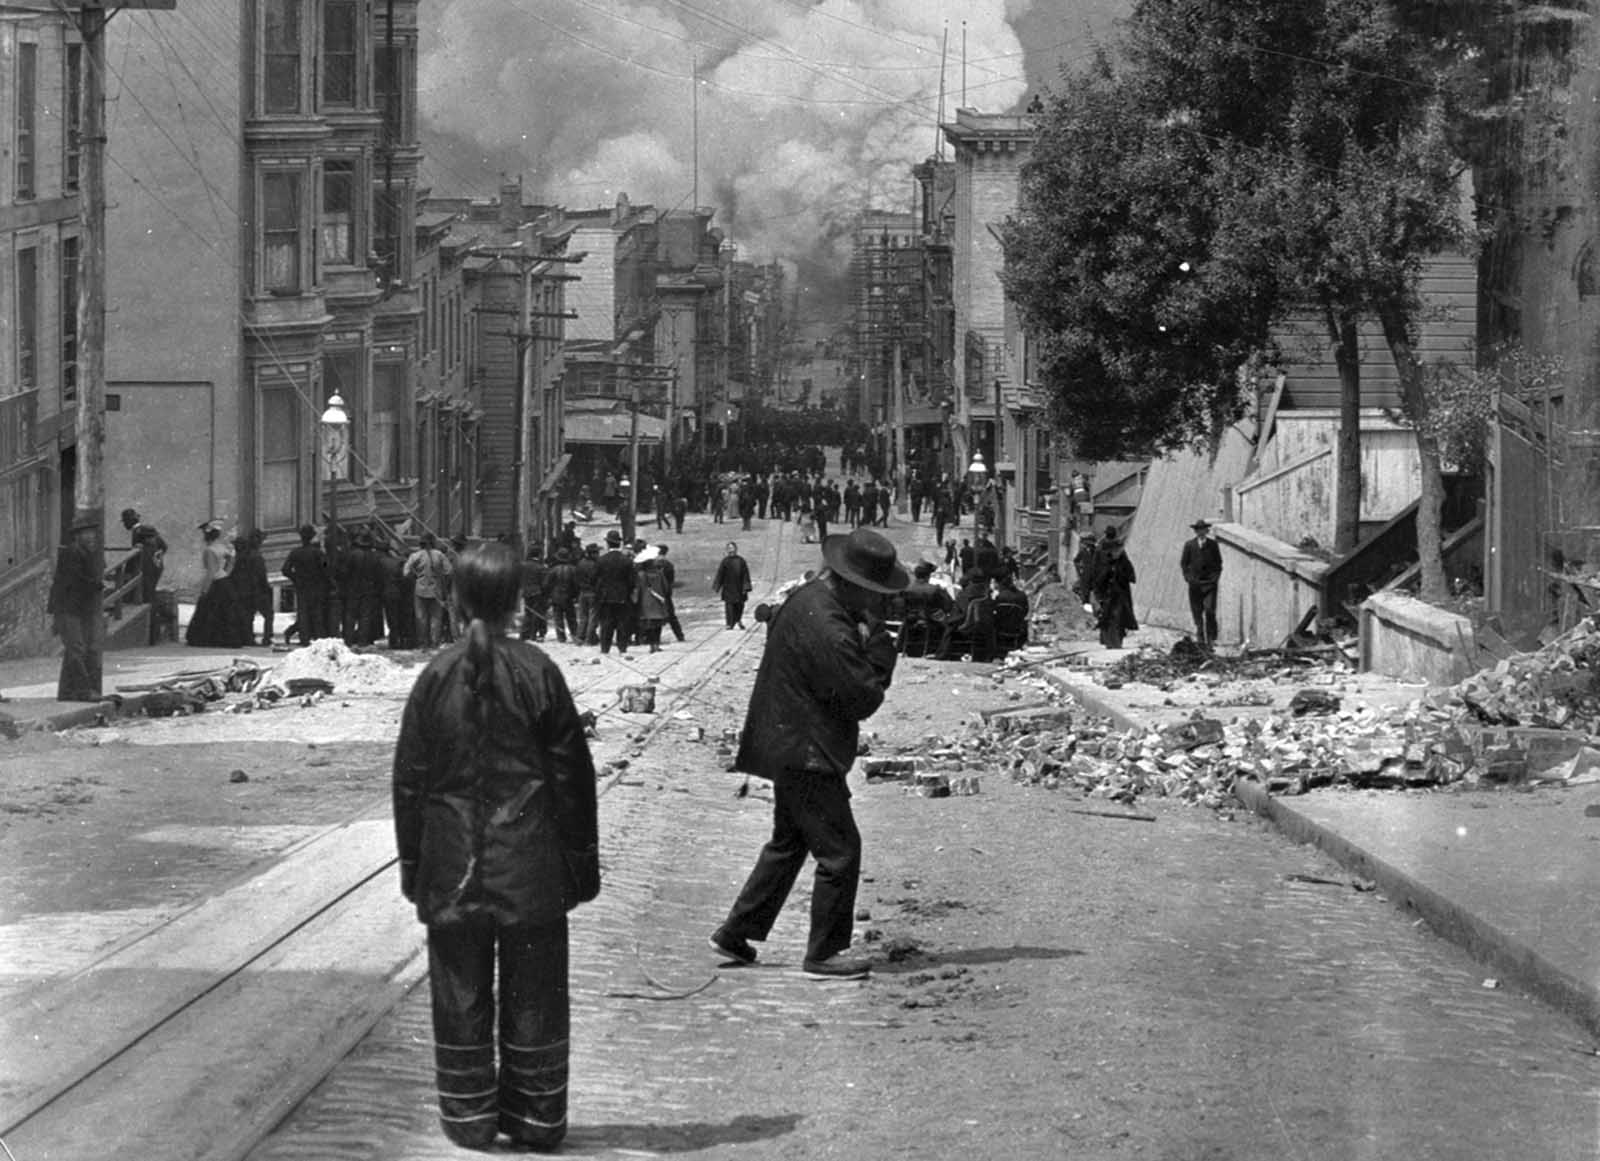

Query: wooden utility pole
left=892, top=331, right=906, bottom=506
left=70, top=1, right=175, bottom=694
left=77, top=1, right=110, bottom=697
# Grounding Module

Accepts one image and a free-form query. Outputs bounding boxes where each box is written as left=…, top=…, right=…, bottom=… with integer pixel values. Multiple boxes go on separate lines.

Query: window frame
left=319, top=158, right=359, bottom=267
left=16, top=246, right=38, bottom=390
left=60, top=235, right=78, bottom=403
left=259, top=167, right=305, bottom=295
left=16, top=42, right=38, bottom=201
left=261, top=0, right=304, bottom=116
left=63, top=43, right=82, bottom=195
left=321, top=0, right=361, bottom=109
left=256, top=369, right=306, bottom=532
left=370, top=360, right=409, bottom=482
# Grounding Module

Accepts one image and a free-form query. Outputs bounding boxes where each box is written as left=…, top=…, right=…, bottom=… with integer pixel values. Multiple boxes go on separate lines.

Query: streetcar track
left=1, top=522, right=800, bottom=1159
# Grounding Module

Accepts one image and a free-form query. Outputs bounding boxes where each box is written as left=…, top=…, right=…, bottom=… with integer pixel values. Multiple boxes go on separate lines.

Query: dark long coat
left=734, top=577, right=897, bottom=781
left=393, top=638, right=599, bottom=926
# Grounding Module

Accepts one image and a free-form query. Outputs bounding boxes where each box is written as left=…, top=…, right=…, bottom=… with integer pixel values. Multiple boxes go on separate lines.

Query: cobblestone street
left=4, top=512, right=1598, bottom=1159
left=244, top=516, right=1600, bottom=1161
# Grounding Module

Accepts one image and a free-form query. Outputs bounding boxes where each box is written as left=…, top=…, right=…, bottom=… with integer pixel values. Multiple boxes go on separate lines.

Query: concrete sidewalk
left=0, top=598, right=281, bottom=733
left=1038, top=638, right=1600, bottom=1042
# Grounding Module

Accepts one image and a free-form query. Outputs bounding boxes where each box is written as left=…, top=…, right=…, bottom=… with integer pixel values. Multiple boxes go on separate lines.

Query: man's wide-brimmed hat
left=1102, top=526, right=1120, bottom=542
left=1191, top=518, right=1212, bottom=531
left=821, top=528, right=909, bottom=594
left=605, top=530, right=622, bottom=545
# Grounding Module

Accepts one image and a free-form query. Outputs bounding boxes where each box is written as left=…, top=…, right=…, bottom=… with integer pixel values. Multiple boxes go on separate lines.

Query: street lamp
left=320, top=392, right=350, bottom=534
left=966, top=448, right=987, bottom=487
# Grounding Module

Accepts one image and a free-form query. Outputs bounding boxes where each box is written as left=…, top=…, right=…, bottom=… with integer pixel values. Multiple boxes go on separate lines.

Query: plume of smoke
left=419, top=0, right=1031, bottom=272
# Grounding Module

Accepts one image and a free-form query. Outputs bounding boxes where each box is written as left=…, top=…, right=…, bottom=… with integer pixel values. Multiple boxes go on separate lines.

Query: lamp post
left=320, top=393, right=350, bottom=534
left=967, top=449, right=992, bottom=538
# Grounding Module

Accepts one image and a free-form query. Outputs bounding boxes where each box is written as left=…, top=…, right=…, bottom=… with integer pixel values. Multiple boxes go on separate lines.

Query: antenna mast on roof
left=692, top=47, right=699, bottom=212
left=935, top=22, right=948, bottom=159
left=961, top=21, right=967, bottom=107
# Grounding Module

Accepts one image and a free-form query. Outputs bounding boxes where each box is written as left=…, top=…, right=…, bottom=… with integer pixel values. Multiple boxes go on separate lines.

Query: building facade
left=0, top=4, right=81, bottom=657
left=103, top=0, right=427, bottom=588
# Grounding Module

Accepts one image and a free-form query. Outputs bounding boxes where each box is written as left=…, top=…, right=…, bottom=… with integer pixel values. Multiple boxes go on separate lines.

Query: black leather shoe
left=709, top=929, right=757, bottom=965
left=802, top=954, right=870, bottom=980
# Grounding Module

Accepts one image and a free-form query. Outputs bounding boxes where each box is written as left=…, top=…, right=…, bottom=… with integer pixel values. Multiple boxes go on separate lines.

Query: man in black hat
left=710, top=527, right=907, bottom=980
left=47, top=517, right=103, bottom=701
left=1180, top=518, right=1223, bottom=649
left=712, top=541, right=752, bottom=629
left=594, top=530, right=636, bottom=655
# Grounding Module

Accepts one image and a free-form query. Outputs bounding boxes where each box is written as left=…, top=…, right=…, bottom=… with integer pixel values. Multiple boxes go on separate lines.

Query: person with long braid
left=392, top=541, right=600, bottom=1151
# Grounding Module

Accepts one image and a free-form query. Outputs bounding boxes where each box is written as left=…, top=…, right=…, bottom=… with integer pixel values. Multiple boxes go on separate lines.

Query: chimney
left=499, top=174, right=522, bottom=237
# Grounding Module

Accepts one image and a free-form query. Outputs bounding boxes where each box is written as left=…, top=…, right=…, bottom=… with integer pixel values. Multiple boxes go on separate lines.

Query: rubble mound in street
left=1445, top=618, right=1600, bottom=730
left=1096, top=638, right=1351, bottom=691
left=269, top=638, right=421, bottom=697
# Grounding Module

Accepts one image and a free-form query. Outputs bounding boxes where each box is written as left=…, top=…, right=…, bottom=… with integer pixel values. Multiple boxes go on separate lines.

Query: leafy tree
left=1009, top=0, right=1477, bottom=596
left=1000, top=56, right=1283, bottom=462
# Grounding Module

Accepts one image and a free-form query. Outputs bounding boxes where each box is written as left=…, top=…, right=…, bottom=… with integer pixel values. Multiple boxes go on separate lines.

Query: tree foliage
left=999, top=59, right=1283, bottom=461
left=1007, top=0, right=1480, bottom=597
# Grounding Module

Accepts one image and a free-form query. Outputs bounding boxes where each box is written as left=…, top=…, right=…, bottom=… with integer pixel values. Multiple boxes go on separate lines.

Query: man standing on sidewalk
left=710, top=528, right=908, bottom=980
left=47, top=517, right=102, bottom=702
left=1180, top=518, right=1223, bottom=649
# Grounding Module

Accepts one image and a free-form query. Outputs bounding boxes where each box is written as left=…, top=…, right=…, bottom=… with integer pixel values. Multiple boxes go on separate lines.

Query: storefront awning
left=537, top=452, right=573, bottom=496
left=563, top=410, right=665, bottom=446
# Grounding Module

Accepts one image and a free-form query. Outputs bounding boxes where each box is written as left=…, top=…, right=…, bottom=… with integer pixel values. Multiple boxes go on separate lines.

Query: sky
left=417, top=0, right=1127, bottom=282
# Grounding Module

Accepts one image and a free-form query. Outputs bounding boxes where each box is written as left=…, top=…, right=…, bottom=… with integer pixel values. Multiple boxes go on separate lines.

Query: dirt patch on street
left=0, top=729, right=388, bottom=920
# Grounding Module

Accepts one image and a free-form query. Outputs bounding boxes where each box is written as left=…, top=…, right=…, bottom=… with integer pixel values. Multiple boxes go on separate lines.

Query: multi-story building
left=0, top=4, right=82, bottom=657
left=653, top=209, right=725, bottom=455
left=427, top=179, right=575, bottom=547
left=942, top=109, right=1034, bottom=471
left=561, top=194, right=669, bottom=491
left=942, top=107, right=1056, bottom=546
left=412, top=199, right=481, bottom=538
left=102, top=0, right=427, bottom=588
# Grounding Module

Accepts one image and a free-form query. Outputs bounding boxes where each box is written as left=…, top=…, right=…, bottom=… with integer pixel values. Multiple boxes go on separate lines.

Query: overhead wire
left=71, top=9, right=457, bottom=538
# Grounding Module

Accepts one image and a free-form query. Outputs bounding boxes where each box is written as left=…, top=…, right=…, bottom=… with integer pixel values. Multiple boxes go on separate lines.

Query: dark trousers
left=426, top=916, right=569, bottom=1151
left=576, top=592, right=597, bottom=644
left=723, top=597, right=746, bottom=628
left=597, top=600, right=632, bottom=653
left=549, top=599, right=577, bottom=642
left=292, top=587, right=328, bottom=644
left=54, top=613, right=99, bottom=701
left=723, top=772, right=861, bottom=964
left=1188, top=582, right=1219, bottom=646
left=911, top=497, right=922, bottom=522
left=933, top=515, right=948, bottom=548
left=345, top=593, right=382, bottom=645
left=521, top=599, right=548, bottom=641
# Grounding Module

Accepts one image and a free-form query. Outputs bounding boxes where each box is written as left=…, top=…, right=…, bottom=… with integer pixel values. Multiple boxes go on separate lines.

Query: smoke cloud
left=418, top=0, right=1034, bottom=276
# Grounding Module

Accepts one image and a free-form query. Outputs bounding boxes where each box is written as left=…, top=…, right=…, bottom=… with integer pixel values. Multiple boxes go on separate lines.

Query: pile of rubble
left=268, top=638, right=422, bottom=697
left=871, top=617, right=1600, bottom=810
left=1095, top=638, right=1353, bottom=691
left=1446, top=617, right=1600, bottom=730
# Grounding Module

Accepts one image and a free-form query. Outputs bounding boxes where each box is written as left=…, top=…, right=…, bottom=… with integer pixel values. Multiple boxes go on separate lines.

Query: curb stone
left=1231, top=777, right=1600, bottom=1041
left=1038, top=664, right=1600, bottom=1042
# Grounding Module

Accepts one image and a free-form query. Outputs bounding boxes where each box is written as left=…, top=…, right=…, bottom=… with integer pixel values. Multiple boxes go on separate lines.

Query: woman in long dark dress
left=1092, top=529, right=1138, bottom=649
left=185, top=524, right=243, bottom=647
left=392, top=542, right=600, bottom=1151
